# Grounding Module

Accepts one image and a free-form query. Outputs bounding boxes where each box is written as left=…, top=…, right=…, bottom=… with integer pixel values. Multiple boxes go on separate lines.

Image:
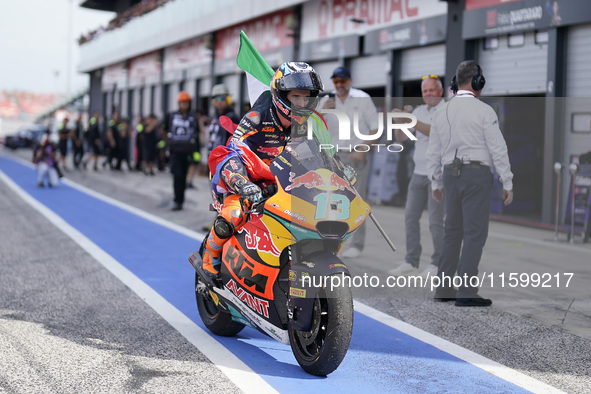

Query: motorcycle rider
left=199, top=62, right=324, bottom=276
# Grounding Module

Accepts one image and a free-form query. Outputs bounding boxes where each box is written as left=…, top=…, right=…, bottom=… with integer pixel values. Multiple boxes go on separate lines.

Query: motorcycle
left=189, top=124, right=370, bottom=376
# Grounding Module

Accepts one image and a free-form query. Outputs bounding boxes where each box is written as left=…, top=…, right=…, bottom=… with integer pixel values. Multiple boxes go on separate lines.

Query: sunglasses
left=422, top=74, right=439, bottom=80
left=213, top=96, right=227, bottom=102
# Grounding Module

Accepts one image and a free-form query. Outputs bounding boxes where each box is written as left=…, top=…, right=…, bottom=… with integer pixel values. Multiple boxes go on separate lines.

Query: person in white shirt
left=322, top=66, right=379, bottom=259
left=389, top=75, right=446, bottom=278
left=427, top=61, right=514, bottom=307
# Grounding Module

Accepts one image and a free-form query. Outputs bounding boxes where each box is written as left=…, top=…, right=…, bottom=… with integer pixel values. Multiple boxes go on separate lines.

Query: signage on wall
left=163, top=36, right=212, bottom=74
left=463, top=0, right=591, bottom=38
left=364, top=14, right=447, bottom=53
left=214, top=9, right=294, bottom=74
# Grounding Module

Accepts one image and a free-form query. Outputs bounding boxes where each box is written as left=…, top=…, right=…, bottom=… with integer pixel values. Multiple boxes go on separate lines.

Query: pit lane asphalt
left=1, top=147, right=590, bottom=393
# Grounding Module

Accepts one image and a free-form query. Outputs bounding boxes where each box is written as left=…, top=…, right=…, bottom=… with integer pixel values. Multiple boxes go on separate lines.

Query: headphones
left=212, top=95, right=232, bottom=106
left=450, top=62, right=486, bottom=93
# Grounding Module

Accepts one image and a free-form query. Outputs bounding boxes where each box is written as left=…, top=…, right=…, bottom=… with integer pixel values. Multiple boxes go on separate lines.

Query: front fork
left=288, top=250, right=350, bottom=331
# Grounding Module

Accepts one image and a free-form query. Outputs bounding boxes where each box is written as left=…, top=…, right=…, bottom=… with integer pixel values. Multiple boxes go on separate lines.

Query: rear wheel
left=289, top=274, right=353, bottom=376
left=195, top=273, right=245, bottom=336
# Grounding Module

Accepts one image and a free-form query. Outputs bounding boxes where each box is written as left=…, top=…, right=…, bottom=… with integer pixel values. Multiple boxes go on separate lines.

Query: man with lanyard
left=195, top=62, right=323, bottom=276
left=321, top=66, right=379, bottom=259
left=161, top=91, right=200, bottom=211
left=389, top=74, right=446, bottom=278
left=427, top=60, right=514, bottom=307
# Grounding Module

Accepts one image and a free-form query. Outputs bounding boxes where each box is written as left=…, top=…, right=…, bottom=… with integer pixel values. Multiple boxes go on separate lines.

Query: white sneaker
left=341, top=247, right=361, bottom=258
left=388, top=261, right=419, bottom=276
left=419, top=264, right=438, bottom=278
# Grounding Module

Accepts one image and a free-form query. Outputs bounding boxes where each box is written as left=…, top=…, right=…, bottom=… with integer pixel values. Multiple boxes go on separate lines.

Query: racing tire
left=289, top=273, right=354, bottom=376
left=195, top=273, right=245, bottom=337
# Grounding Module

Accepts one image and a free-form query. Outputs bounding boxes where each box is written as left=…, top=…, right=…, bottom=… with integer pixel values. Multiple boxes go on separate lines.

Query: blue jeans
left=437, top=166, right=493, bottom=298
left=404, top=174, right=445, bottom=268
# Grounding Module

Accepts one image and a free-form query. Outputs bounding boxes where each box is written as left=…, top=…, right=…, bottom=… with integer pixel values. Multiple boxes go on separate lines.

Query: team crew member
left=389, top=75, right=446, bottom=278
left=57, top=117, right=70, bottom=170
left=207, top=84, right=240, bottom=157
left=161, top=91, right=201, bottom=211
left=427, top=60, right=514, bottom=307
left=84, top=111, right=102, bottom=171
left=197, top=62, right=323, bottom=276
left=103, top=111, right=120, bottom=169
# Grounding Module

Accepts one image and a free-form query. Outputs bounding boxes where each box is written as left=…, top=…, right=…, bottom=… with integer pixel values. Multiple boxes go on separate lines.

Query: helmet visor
left=276, top=72, right=323, bottom=94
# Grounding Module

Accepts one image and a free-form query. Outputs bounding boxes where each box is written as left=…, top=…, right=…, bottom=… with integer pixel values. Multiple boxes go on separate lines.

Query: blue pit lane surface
left=1, top=155, right=529, bottom=393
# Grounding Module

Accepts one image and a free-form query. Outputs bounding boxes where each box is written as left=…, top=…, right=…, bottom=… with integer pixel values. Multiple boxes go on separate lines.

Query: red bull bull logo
left=329, top=172, right=355, bottom=194
left=286, top=169, right=354, bottom=194
left=285, top=170, right=324, bottom=191
left=241, top=214, right=281, bottom=257
left=257, top=146, right=283, bottom=157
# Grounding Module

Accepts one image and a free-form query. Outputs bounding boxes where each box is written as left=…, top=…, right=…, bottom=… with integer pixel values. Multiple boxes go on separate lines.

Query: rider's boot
left=201, top=231, right=225, bottom=276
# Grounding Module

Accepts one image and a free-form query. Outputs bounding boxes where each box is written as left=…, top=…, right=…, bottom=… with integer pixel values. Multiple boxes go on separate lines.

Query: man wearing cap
left=160, top=91, right=201, bottom=211
left=207, top=84, right=240, bottom=159
left=321, top=66, right=379, bottom=259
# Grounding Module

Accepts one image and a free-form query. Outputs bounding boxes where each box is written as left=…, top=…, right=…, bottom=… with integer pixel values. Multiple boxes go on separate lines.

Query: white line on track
left=0, top=165, right=277, bottom=394
left=0, top=153, right=566, bottom=392
left=355, top=301, right=564, bottom=394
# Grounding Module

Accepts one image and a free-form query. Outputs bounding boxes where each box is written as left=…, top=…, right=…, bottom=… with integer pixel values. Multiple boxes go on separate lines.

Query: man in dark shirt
left=161, top=91, right=201, bottom=211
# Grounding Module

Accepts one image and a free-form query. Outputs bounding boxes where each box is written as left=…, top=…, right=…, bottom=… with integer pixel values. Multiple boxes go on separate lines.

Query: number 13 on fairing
left=313, top=193, right=350, bottom=220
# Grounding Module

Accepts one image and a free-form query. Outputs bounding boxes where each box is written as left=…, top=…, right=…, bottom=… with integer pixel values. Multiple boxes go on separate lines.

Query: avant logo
left=308, top=110, right=418, bottom=153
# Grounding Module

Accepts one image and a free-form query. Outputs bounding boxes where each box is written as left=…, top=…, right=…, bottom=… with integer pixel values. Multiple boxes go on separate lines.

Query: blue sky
left=0, top=0, right=114, bottom=94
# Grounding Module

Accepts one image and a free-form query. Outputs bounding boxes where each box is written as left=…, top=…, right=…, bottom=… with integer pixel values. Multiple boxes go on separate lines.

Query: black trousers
left=436, top=166, right=493, bottom=298
left=170, top=152, right=190, bottom=205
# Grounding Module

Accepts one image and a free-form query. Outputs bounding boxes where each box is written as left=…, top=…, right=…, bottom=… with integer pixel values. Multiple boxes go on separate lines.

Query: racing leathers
left=201, top=91, right=289, bottom=275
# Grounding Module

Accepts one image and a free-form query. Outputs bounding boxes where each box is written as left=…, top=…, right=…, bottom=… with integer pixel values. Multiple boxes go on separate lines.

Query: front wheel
left=289, top=274, right=353, bottom=376
left=195, top=273, right=245, bottom=336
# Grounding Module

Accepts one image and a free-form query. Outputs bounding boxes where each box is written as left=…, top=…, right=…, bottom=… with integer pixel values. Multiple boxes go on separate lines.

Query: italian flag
left=236, top=30, right=274, bottom=105
left=235, top=30, right=333, bottom=152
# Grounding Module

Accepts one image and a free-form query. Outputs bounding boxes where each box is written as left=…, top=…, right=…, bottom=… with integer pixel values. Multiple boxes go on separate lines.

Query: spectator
left=389, top=75, right=446, bottom=277
left=427, top=61, right=514, bottom=306
left=135, top=118, right=145, bottom=172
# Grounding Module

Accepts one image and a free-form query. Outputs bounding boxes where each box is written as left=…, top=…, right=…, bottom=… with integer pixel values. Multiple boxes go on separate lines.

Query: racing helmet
left=271, top=62, right=324, bottom=125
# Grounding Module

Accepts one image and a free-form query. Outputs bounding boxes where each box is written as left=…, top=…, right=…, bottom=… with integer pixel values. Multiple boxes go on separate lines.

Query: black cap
left=331, top=66, right=351, bottom=79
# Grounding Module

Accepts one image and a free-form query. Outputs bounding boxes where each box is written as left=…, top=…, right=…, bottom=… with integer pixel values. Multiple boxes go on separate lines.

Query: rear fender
left=288, top=251, right=350, bottom=331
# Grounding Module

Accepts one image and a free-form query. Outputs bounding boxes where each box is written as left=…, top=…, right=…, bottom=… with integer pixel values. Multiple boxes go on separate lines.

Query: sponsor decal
left=285, top=170, right=354, bottom=194
left=272, top=162, right=285, bottom=170
left=226, top=279, right=270, bottom=318
left=209, top=290, right=220, bottom=305
left=355, top=213, right=366, bottom=224
left=247, top=111, right=261, bottom=125
left=329, top=263, right=348, bottom=269
left=262, top=126, right=275, bottom=132
left=290, top=288, right=307, bottom=298
left=241, top=215, right=282, bottom=257
left=257, top=146, right=283, bottom=156
left=289, top=270, right=297, bottom=281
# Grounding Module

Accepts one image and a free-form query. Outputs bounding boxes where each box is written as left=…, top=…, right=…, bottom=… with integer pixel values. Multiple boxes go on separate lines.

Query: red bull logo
left=286, top=169, right=354, bottom=194
left=285, top=170, right=324, bottom=191
left=242, top=214, right=281, bottom=257
left=257, top=146, right=283, bottom=157
left=329, top=172, right=355, bottom=194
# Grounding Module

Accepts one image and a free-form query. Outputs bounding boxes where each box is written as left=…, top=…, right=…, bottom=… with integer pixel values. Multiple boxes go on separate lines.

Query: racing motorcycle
left=189, top=122, right=370, bottom=376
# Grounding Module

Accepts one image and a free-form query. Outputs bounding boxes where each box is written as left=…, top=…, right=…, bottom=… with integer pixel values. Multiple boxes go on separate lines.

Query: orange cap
left=177, top=91, right=191, bottom=102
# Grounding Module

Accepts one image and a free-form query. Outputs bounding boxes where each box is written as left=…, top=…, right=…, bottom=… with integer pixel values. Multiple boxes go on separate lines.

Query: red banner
left=465, top=0, right=523, bottom=10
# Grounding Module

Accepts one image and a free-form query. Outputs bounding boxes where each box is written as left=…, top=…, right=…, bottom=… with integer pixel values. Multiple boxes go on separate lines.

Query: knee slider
left=213, top=216, right=235, bottom=239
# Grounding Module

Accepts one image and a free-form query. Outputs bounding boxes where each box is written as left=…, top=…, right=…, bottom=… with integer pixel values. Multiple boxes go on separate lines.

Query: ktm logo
left=262, top=127, right=275, bottom=132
